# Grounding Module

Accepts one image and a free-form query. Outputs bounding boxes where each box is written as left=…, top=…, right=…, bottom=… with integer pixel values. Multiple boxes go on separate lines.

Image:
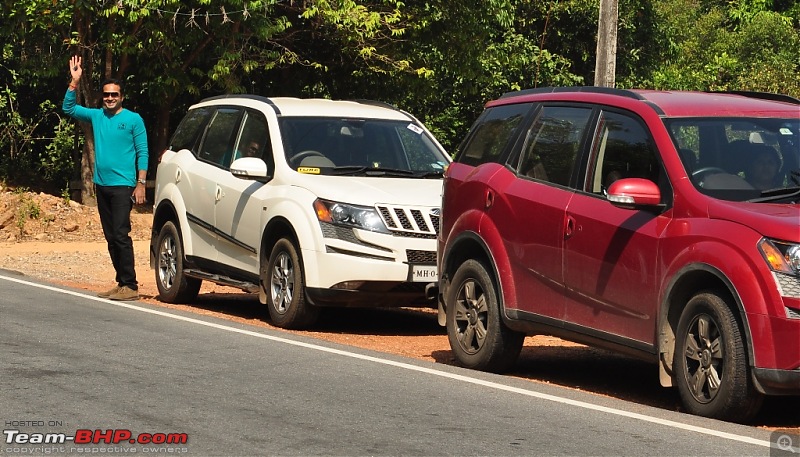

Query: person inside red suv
left=745, top=144, right=783, bottom=190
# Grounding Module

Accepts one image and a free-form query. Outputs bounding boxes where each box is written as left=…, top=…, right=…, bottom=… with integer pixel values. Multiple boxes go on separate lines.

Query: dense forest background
left=1, top=0, right=798, bottom=202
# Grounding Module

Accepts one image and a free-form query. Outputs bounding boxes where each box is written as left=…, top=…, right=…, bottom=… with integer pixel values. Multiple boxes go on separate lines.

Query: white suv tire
left=155, top=221, right=201, bottom=303
left=264, top=237, right=320, bottom=329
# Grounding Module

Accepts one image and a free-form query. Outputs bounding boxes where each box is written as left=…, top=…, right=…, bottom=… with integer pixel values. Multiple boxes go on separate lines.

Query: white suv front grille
left=377, top=205, right=439, bottom=238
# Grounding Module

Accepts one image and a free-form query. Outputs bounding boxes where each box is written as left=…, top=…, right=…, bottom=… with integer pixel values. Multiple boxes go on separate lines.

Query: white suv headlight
left=314, top=199, right=390, bottom=234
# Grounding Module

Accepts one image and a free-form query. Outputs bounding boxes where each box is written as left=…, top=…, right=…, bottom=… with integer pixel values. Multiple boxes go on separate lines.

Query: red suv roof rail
left=499, top=86, right=646, bottom=101
left=709, top=90, right=800, bottom=105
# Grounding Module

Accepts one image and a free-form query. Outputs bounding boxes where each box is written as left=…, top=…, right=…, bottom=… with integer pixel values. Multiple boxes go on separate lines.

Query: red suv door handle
left=564, top=214, right=576, bottom=239
left=485, top=189, right=494, bottom=209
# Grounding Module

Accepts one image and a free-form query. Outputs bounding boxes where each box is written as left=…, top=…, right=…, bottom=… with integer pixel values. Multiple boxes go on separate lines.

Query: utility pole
left=594, top=0, right=618, bottom=87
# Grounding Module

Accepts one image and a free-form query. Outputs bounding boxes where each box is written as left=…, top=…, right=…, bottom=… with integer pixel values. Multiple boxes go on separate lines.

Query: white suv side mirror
left=230, top=157, right=269, bottom=180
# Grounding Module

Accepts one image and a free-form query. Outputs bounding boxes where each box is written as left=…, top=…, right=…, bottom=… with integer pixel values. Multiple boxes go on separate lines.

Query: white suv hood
left=293, top=174, right=443, bottom=206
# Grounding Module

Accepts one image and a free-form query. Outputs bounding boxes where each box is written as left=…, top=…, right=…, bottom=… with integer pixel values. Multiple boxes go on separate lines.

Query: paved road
left=0, top=272, right=789, bottom=456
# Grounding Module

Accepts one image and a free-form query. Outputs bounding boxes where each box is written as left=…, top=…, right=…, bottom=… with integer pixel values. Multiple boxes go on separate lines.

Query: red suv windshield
left=665, top=117, right=799, bottom=201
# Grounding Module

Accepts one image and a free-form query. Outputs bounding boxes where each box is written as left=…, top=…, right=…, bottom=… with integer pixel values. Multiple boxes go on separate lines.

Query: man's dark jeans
left=96, top=185, right=137, bottom=291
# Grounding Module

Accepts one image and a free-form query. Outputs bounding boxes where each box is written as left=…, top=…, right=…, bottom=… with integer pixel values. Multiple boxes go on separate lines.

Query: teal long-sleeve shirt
left=62, top=89, right=149, bottom=187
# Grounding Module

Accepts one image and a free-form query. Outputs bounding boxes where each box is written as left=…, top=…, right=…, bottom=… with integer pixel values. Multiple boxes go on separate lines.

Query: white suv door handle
left=215, top=185, right=222, bottom=202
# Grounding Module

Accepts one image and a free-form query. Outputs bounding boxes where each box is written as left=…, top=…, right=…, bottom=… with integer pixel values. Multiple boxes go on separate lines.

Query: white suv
left=150, top=96, right=451, bottom=328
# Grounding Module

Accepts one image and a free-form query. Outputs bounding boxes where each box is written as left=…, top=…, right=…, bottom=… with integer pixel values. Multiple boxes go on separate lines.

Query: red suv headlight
left=759, top=239, right=800, bottom=275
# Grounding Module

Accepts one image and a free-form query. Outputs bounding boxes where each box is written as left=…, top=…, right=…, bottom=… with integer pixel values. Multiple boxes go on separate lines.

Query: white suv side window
left=170, top=107, right=212, bottom=154
left=231, top=111, right=271, bottom=165
left=198, top=108, right=242, bottom=167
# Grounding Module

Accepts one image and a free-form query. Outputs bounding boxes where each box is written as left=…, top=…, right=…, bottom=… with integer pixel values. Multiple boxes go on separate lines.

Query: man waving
left=62, top=55, right=149, bottom=301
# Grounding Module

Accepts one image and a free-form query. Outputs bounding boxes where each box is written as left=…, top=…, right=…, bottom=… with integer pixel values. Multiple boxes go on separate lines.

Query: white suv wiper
left=330, top=166, right=416, bottom=177
left=413, top=170, right=445, bottom=178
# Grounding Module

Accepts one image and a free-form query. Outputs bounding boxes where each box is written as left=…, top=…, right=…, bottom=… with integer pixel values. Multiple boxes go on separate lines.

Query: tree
left=640, top=0, right=800, bottom=97
left=0, top=0, right=81, bottom=195
left=2, top=0, right=797, bottom=198
left=4, top=0, right=424, bottom=200
left=594, top=0, right=618, bottom=87
left=314, top=1, right=584, bottom=150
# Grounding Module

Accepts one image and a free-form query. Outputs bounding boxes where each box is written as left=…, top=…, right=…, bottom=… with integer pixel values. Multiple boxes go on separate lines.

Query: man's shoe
left=108, top=286, right=138, bottom=301
left=98, top=285, right=121, bottom=298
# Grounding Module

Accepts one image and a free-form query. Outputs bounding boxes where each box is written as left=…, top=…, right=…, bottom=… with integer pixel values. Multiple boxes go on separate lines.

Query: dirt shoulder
left=1, top=188, right=797, bottom=432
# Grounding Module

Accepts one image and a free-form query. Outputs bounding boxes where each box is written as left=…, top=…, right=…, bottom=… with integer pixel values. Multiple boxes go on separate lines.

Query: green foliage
left=727, top=11, right=800, bottom=96
left=640, top=0, right=799, bottom=97
left=61, top=186, right=71, bottom=205
left=727, top=0, right=776, bottom=25
left=0, top=87, right=41, bottom=184
left=13, top=187, right=41, bottom=235
left=0, top=0, right=798, bottom=195
left=41, top=113, right=80, bottom=187
left=0, top=85, right=77, bottom=192
left=340, top=1, right=585, bottom=152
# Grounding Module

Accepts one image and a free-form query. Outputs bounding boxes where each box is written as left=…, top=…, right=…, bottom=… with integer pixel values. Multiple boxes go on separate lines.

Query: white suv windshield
left=279, top=117, right=449, bottom=176
left=667, top=117, right=799, bottom=202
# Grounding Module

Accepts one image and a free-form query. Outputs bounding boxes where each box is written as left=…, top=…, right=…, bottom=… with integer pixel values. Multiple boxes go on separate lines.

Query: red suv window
left=516, top=106, right=592, bottom=186
left=460, top=103, right=531, bottom=167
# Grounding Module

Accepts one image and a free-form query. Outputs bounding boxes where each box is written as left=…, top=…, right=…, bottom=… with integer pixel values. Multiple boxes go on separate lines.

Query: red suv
left=437, top=87, right=800, bottom=422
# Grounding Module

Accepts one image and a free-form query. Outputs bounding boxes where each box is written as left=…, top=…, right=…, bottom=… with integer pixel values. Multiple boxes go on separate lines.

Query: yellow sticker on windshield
left=298, top=167, right=321, bottom=174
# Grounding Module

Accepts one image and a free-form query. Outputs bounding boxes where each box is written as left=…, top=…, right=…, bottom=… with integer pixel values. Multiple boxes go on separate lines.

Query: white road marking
left=2, top=274, right=775, bottom=449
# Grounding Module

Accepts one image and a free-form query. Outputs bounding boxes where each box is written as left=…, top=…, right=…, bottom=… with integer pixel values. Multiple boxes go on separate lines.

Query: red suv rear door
left=501, top=105, right=593, bottom=319
left=500, top=177, right=572, bottom=319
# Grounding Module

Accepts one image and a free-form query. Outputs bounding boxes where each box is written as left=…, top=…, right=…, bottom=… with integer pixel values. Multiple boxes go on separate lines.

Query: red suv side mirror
left=607, top=178, right=662, bottom=209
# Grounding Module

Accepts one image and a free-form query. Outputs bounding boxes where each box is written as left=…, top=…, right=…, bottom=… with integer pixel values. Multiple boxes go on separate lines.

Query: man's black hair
left=100, top=78, right=124, bottom=95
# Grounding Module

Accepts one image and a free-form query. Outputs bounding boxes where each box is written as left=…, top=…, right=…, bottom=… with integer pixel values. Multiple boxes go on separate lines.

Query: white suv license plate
left=410, top=265, right=438, bottom=282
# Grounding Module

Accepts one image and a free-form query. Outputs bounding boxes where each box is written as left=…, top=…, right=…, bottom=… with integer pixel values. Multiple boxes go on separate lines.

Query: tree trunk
left=594, top=0, right=618, bottom=88
left=80, top=124, right=96, bottom=207
left=153, top=100, right=176, bottom=161
left=73, top=80, right=98, bottom=206
left=73, top=8, right=99, bottom=206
